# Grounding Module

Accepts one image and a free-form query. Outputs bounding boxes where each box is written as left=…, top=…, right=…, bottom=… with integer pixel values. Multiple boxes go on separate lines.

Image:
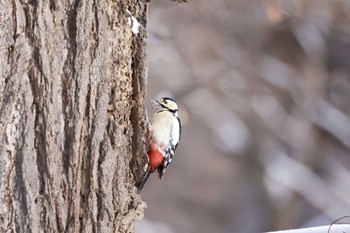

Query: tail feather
left=157, top=165, right=166, bottom=180
left=136, top=168, right=152, bottom=194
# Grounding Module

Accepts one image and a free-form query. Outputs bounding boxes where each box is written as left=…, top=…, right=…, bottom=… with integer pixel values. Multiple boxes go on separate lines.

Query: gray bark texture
left=0, top=0, right=149, bottom=232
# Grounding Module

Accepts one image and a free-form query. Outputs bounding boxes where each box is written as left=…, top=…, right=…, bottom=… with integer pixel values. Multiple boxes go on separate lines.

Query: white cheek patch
left=168, top=102, right=178, bottom=111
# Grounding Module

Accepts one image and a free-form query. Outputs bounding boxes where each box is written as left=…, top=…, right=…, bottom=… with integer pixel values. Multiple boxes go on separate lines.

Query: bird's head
left=151, top=97, right=178, bottom=115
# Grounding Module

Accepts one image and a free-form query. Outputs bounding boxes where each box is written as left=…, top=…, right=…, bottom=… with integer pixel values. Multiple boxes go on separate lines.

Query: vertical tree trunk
left=0, top=0, right=148, bottom=232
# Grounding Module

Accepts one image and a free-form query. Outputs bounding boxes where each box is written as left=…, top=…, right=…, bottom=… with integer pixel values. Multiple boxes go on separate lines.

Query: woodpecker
left=136, top=97, right=181, bottom=193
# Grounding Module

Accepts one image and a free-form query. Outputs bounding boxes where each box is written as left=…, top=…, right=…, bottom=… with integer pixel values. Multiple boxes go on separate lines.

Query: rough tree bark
left=0, top=0, right=149, bottom=232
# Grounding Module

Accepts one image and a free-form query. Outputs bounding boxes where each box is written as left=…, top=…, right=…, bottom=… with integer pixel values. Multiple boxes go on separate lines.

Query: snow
left=126, top=10, right=140, bottom=35
left=266, top=224, right=350, bottom=233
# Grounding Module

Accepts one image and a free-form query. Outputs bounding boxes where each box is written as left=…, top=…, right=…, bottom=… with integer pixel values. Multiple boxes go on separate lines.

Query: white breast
left=151, top=111, right=179, bottom=148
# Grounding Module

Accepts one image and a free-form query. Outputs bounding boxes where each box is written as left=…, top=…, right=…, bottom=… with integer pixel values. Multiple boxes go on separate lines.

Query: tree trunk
left=0, top=0, right=148, bottom=232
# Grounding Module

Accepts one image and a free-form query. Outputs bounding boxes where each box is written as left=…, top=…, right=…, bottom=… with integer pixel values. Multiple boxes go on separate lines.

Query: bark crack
left=97, top=141, right=106, bottom=233
left=15, top=94, right=30, bottom=232
left=11, top=0, right=17, bottom=42
left=92, top=0, right=99, bottom=58
left=79, top=83, right=94, bottom=233
left=61, top=2, right=82, bottom=231
left=66, top=0, right=80, bottom=79
left=129, top=5, right=148, bottom=183
left=49, top=0, right=56, bottom=12
left=28, top=67, right=48, bottom=197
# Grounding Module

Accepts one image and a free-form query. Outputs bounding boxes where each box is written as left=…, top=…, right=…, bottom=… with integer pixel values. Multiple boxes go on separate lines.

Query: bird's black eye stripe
left=160, top=103, right=167, bottom=109
left=159, top=103, right=177, bottom=114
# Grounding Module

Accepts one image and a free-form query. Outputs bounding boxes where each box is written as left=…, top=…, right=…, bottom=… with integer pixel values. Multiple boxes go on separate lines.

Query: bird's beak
left=150, top=99, right=160, bottom=106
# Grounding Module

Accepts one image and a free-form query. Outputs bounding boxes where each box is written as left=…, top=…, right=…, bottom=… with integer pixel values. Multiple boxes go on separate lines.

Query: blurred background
left=136, top=0, right=350, bottom=232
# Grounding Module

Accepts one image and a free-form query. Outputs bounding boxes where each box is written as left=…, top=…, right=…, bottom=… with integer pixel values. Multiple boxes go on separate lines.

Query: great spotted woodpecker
left=136, top=97, right=181, bottom=193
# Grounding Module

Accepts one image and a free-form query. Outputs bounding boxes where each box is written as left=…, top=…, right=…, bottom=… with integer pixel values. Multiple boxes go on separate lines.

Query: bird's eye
left=164, top=100, right=168, bottom=104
